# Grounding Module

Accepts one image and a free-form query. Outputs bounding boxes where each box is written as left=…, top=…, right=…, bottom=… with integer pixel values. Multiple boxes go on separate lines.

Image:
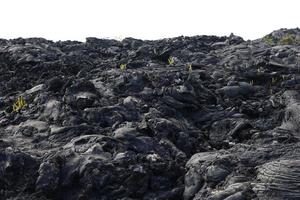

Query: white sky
left=0, top=0, right=299, bottom=41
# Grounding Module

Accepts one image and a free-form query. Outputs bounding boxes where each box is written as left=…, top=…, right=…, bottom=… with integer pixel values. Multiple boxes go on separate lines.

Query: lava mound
left=1, top=28, right=300, bottom=199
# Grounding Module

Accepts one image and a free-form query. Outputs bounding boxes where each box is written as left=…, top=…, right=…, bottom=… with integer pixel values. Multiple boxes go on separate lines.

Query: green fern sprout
left=13, top=96, right=27, bottom=113
left=168, top=57, right=174, bottom=65
left=120, top=64, right=127, bottom=71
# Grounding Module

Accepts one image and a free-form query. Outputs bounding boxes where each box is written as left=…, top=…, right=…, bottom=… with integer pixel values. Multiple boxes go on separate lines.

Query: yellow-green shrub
left=13, top=96, right=27, bottom=113
left=280, top=35, right=295, bottom=45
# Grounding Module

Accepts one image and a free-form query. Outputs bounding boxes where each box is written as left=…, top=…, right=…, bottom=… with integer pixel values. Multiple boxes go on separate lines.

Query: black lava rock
left=1, top=28, right=300, bottom=200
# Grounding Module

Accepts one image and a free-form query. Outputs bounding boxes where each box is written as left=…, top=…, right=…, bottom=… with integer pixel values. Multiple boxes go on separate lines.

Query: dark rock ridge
left=1, top=28, right=300, bottom=199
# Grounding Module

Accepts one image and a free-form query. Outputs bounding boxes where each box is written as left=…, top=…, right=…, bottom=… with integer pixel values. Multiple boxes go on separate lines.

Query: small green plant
left=13, top=96, right=27, bottom=113
left=280, top=34, right=295, bottom=45
left=168, top=57, right=174, bottom=65
left=187, top=64, right=192, bottom=72
left=271, top=77, right=278, bottom=85
left=263, top=35, right=274, bottom=45
left=120, top=64, right=127, bottom=71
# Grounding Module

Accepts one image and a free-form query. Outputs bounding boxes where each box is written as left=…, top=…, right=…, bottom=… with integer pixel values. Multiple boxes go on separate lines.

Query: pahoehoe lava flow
left=1, top=28, right=300, bottom=200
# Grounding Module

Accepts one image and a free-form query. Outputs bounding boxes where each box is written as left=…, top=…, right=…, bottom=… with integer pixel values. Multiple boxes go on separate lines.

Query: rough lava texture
left=1, top=28, right=300, bottom=199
